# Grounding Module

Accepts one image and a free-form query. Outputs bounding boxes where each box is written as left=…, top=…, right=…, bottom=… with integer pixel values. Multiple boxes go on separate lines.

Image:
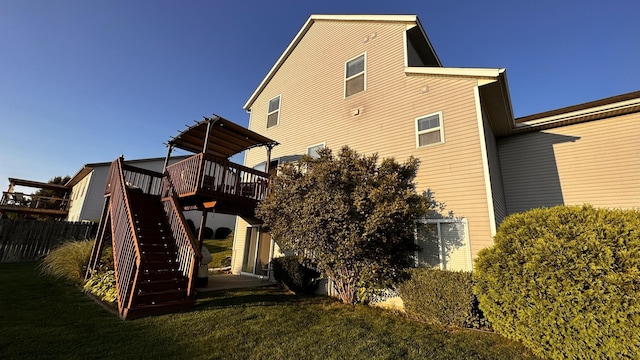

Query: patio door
left=241, top=226, right=273, bottom=277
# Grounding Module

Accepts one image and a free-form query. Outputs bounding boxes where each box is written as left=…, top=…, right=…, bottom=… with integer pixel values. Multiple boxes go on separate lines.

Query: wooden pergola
left=162, top=115, right=278, bottom=239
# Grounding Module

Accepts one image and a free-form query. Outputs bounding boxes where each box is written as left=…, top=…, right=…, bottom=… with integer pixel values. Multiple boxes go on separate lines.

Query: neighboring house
left=66, top=156, right=237, bottom=231
left=232, top=14, right=640, bottom=277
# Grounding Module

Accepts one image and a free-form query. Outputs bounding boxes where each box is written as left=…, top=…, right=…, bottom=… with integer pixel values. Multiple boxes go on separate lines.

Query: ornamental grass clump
left=39, top=239, right=95, bottom=283
left=474, top=205, right=640, bottom=359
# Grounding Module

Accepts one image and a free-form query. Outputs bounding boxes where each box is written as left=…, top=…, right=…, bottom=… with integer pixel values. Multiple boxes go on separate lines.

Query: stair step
left=124, top=299, right=195, bottom=319
left=138, top=278, right=189, bottom=292
left=139, top=243, right=175, bottom=250
left=141, top=252, right=176, bottom=261
left=138, top=270, right=183, bottom=282
left=133, top=289, right=188, bottom=306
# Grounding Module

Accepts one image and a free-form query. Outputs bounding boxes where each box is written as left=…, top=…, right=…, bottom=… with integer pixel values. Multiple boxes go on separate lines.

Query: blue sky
left=1, top=0, right=638, bottom=191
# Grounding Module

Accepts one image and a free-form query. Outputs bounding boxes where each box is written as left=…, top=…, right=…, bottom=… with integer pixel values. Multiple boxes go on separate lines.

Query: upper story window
left=415, top=112, right=444, bottom=147
left=267, top=95, right=281, bottom=128
left=306, top=142, right=325, bottom=159
left=345, top=54, right=366, bottom=97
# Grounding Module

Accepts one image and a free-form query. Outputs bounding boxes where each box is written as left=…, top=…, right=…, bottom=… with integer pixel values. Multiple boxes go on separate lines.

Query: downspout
left=264, top=144, right=274, bottom=175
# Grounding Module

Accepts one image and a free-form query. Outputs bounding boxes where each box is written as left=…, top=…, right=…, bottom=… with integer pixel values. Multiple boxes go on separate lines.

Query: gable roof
left=243, top=14, right=441, bottom=110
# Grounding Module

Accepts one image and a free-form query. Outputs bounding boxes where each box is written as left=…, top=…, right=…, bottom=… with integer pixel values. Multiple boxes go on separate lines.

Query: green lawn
left=0, top=263, right=537, bottom=360
left=203, top=237, right=232, bottom=268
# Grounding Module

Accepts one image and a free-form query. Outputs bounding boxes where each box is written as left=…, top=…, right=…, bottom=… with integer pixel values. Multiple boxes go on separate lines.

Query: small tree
left=256, top=146, right=433, bottom=304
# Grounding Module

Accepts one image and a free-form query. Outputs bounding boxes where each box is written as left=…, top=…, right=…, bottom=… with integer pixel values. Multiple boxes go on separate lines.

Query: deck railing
left=0, top=192, right=70, bottom=212
left=165, top=153, right=269, bottom=201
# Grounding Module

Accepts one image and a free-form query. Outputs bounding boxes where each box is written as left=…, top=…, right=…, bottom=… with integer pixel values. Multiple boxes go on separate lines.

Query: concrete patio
left=196, top=274, right=274, bottom=292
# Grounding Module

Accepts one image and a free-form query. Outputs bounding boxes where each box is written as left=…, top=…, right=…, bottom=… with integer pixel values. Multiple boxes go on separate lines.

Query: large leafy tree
left=256, top=146, right=434, bottom=304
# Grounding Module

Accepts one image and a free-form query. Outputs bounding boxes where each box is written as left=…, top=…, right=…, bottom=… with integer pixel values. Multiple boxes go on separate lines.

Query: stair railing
left=107, top=157, right=144, bottom=318
left=161, top=174, right=202, bottom=296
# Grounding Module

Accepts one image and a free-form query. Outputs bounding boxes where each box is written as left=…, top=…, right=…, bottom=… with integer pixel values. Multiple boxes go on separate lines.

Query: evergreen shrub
left=214, top=227, right=232, bottom=239
left=398, top=268, right=487, bottom=328
left=272, top=256, right=320, bottom=295
left=474, top=205, right=640, bottom=359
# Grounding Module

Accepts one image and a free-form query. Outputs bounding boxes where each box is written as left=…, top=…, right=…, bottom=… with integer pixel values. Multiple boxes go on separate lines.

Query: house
left=232, top=14, right=640, bottom=277
left=66, top=156, right=237, bottom=231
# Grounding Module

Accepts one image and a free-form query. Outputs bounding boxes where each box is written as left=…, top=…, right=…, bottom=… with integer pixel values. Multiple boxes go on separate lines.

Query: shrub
left=220, top=256, right=231, bottom=267
left=474, top=205, right=640, bottom=359
left=398, top=268, right=487, bottom=328
left=196, top=226, right=214, bottom=239
left=214, top=227, right=232, bottom=239
left=83, top=270, right=117, bottom=303
left=272, top=256, right=320, bottom=295
left=39, top=239, right=95, bottom=283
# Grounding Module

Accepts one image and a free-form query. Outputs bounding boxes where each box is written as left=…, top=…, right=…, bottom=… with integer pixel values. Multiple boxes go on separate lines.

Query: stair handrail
left=108, top=157, right=144, bottom=317
left=161, top=173, right=202, bottom=297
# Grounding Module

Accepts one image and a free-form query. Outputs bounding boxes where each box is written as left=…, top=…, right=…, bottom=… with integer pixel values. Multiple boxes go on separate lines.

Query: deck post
left=197, top=209, right=208, bottom=250
left=162, top=144, right=174, bottom=174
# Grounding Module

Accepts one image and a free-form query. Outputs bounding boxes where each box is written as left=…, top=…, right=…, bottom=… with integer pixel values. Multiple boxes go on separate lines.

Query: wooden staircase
left=86, top=157, right=201, bottom=320
left=124, top=190, right=193, bottom=319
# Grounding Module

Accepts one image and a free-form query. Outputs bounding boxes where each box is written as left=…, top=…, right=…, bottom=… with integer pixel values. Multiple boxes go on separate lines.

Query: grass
left=0, top=262, right=538, bottom=360
left=203, top=237, right=232, bottom=268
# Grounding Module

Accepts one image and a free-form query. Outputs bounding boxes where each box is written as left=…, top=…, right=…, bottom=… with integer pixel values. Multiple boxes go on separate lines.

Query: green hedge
left=272, top=256, right=320, bottom=295
left=474, top=205, right=640, bottom=359
left=398, top=268, right=487, bottom=328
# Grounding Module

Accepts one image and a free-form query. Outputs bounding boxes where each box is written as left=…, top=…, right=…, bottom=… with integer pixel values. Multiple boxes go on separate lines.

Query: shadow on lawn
left=195, top=286, right=319, bottom=309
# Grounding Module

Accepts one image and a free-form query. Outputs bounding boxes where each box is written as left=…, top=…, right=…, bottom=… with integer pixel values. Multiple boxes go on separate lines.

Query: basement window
left=415, top=218, right=471, bottom=271
left=306, top=143, right=325, bottom=159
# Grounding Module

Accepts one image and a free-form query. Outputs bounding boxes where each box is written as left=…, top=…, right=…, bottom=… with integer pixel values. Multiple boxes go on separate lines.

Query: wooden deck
left=0, top=192, right=70, bottom=219
left=165, top=153, right=269, bottom=219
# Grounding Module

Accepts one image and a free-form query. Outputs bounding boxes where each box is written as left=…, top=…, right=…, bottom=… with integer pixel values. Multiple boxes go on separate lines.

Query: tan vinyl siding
left=231, top=217, right=246, bottom=273
left=241, top=20, right=495, bottom=265
left=483, top=112, right=507, bottom=227
left=498, top=112, right=640, bottom=214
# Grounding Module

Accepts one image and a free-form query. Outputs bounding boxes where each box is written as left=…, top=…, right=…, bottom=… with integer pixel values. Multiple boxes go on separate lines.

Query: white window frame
left=344, top=53, right=366, bottom=98
left=414, top=218, right=471, bottom=271
left=266, top=94, right=281, bottom=128
left=415, top=111, right=444, bottom=148
left=306, top=142, right=326, bottom=159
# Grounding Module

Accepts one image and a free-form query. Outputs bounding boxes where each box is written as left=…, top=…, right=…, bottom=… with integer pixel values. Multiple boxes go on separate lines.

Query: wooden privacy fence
left=0, top=219, right=96, bottom=263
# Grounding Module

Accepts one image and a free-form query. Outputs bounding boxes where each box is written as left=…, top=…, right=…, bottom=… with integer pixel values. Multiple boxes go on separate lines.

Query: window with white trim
left=345, top=54, right=366, bottom=97
left=267, top=95, right=281, bottom=128
left=415, top=112, right=444, bottom=147
left=415, top=218, right=471, bottom=271
left=306, top=142, right=325, bottom=159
